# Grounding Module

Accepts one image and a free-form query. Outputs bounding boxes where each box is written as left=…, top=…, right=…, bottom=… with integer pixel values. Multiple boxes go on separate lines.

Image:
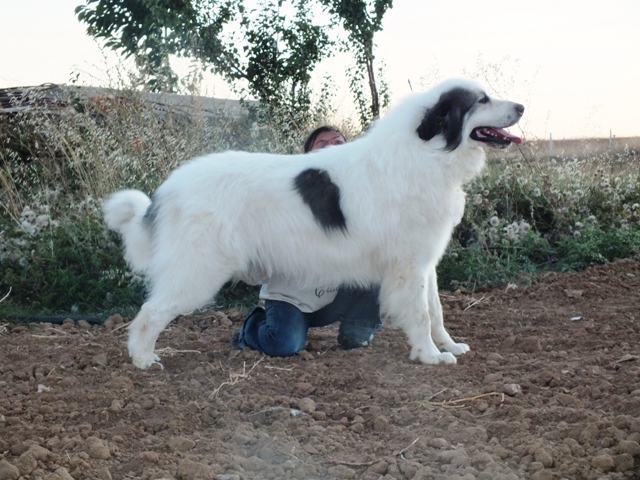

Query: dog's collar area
left=470, top=127, right=522, bottom=149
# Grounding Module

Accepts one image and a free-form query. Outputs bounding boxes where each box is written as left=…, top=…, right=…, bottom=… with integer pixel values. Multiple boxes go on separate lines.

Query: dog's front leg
left=426, top=266, right=470, bottom=356
left=380, top=266, right=456, bottom=365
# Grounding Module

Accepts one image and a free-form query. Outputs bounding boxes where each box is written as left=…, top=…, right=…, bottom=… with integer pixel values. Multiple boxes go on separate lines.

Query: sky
left=1, top=0, right=639, bottom=140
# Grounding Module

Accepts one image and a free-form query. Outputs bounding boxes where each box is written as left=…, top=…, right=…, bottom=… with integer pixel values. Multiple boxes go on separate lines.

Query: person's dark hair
left=303, top=126, right=344, bottom=153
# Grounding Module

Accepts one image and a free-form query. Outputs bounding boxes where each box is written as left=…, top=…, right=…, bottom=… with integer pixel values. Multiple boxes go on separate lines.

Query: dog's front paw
left=410, top=347, right=457, bottom=365
left=131, top=352, right=162, bottom=370
left=444, top=342, right=470, bottom=356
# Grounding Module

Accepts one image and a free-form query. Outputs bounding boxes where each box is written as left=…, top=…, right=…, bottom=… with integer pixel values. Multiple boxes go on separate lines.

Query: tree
left=320, top=0, right=392, bottom=126
left=76, top=0, right=393, bottom=127
left=76, top=0, right=331, bottom=120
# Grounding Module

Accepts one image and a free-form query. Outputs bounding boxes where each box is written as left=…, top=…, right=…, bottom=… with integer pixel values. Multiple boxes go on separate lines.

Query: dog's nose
left=515, top=103, right=525, bottom=116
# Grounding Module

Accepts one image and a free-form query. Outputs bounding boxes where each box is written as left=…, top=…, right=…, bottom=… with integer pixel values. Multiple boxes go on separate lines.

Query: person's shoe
left=337, top=331, right=374, bottom=350
left=230, top=329, right=241, bottom=349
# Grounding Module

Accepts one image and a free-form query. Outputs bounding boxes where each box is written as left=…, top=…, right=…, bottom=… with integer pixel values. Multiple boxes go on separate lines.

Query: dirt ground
left=1, top=259, right=640, bottom=480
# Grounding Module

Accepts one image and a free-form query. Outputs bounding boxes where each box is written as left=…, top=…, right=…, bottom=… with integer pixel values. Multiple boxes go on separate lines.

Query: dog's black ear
left=417, top=88, right=478, bottom=151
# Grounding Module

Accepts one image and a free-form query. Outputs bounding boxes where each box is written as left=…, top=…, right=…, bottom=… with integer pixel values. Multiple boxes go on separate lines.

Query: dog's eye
left=478, top=95, right=490, bottom=104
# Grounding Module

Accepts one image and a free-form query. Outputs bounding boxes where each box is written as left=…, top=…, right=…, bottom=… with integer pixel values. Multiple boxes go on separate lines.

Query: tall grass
left=1, top=83, right=639, bottom=316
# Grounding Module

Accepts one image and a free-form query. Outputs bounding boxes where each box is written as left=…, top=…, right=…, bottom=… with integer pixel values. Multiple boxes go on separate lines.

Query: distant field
left=517, top=136, right=640, bottom=158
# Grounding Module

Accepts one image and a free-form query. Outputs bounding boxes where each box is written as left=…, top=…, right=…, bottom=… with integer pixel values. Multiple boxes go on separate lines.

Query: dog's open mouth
left=470, top=127, right=522, bottom=149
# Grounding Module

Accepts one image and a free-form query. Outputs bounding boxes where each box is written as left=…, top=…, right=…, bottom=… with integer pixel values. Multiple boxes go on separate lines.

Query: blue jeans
left=236, top=287, right=381, bottom=357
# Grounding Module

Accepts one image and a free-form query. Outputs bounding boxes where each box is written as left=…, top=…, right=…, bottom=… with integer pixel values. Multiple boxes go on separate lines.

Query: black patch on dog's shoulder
left=293, top=168, right=347, bottom=233
left=417, top=87, right=478, bottom=151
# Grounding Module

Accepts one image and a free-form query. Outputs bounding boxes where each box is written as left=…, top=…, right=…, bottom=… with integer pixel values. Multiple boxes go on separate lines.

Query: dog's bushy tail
left=104, top=189, right=153, bottom=274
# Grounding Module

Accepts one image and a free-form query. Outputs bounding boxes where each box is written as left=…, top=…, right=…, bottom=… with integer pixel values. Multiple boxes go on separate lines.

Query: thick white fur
left=104, top=78, right=523, bottom=369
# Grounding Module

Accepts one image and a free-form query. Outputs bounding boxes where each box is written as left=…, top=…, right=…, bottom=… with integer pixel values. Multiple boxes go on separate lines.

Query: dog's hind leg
left=128, top=302, right=176, bottom=370
left=127, top=253, right=233, bottom=369
left=426, top=266, right=470, bottom=356
left=380, top=264, right=457, bottom=365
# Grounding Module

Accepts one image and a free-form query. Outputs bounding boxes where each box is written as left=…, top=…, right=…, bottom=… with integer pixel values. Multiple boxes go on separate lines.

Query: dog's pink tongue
left=493, top=128, right=523, bottom=144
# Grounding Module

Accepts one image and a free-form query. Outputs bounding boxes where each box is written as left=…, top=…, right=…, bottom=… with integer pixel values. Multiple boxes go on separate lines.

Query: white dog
left=104, top=78, right=524, bottom=370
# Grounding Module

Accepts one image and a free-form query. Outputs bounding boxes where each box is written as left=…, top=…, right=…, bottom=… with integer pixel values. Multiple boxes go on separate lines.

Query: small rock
left=138, top=451, right=160, bottom=462
left=176, top=460, right=215, bottom=480
left=104, top=314, right=124, bottom=328
left=327, top=464, right=356, bottom=479
left=293, top=382, right=315, bottom=396
left=438, top=448, right=468, bottom=465
left=53, top=467, right=74, bottom=480
left=503, top=383, right=522, bottom=396
left=555, top=393, right=577, bottom=406
left=93, top=353, right=108, bottom=366
left=531, top=469, right=555, bottom=480
left=521, top=337, right=542, bottom=353
left=109, top=399, right=125, bottom=413
left=0, top=460, right=20, bottom=480
left=96, top=467, right=113, bottom=480
left=105, top=376, right=134, bottom=390
left=486, top=353, right=504, bottom=363
left=614, top=453, right=634, bottom=472
left=212, top=311, right=232, bottom=327
left=613, top=415, right=633, bottom=430
left=563, top=438, right=585, bottom=457
left=591, top=454, right=615, bottom=471
left=27, top=445, right=52, bottom=462
left=484, top=373, right=503, bottom=383
left=617, top=440, right=640, bottom=456
left=534, top=447, right=554, bottom=468
left=472, top=451, right=494, bottom=466
left=168, top=436, right=196, bottom=452
left=87, top=437, right=110, bottom=460
left=297, top=397, right=317, bottom=413
left=373, top=415, right=390, bottom=432
left=16, top=452, right=37, bottom=475
left=428, top=438, right=450, bottom=449
left=367, top=460, right=388, bottom=475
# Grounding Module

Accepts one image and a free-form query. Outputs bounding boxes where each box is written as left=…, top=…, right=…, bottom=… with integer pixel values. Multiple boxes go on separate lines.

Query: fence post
left=609, top=129, right=613, bottom=149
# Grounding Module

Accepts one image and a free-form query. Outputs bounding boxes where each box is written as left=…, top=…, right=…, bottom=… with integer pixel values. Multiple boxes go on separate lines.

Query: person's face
left=309, top=131, right=346, bottom=151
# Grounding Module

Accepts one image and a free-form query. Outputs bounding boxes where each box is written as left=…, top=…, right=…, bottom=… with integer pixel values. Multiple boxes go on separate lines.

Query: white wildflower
left=504, top=222, right=520, bottom=242
left=21, top=221, right=36, bottom=235
left=20, top=206, right=36, bottom=222
left=35, top=215, right=50, bottom=228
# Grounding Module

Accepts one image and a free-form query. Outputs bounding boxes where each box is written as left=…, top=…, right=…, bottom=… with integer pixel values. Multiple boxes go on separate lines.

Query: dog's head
left=417, top=79, right=524, bottom=152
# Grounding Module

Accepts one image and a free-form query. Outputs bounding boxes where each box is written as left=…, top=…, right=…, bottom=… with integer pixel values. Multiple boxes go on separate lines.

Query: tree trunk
left=366, top=56, right=380, bottom=120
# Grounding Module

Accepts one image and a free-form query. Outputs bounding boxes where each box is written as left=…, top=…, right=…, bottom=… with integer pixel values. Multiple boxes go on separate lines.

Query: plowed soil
left=1, top=259, right=640, bottom=480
